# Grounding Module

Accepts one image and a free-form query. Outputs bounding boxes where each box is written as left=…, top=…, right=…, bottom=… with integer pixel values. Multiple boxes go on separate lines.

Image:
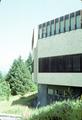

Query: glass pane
left=80, top=55, right=82, bottom=72
left=76, top=15, right=81, bottom=29
left=47, top=25, right=50, bottom=36
left=48, top=89, right=53, bottom=95
left=64, top=56, right=73, bottom=72
left=71, top=17, right=75, bottom=30
left=43, top=26, right=46, bottom=38
left=56, top=22, right=59, bottom=34
left=60, top=20, right=64, bottom=33
left=57, top=57, right=64, bottom=72
left=65, top=19, right=69, bottom=31
left=39, top=28, right=42, bottom=39
left=73, top=55, right=80, bottom=72
left=50, top=57, right=56, bottom=72
left=51, top=24, right=54, bottom=35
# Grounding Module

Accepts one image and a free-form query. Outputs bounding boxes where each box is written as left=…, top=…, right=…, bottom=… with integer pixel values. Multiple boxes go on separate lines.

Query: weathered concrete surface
left=0, top=114, right=22, bottom=120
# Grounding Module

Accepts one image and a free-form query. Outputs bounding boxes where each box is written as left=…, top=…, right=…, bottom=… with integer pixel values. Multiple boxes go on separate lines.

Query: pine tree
left=25, top=53, right=32, bottom=74
left=5, top=56, right=32, bottom=95
left=0, top=71, right=3, bottom=81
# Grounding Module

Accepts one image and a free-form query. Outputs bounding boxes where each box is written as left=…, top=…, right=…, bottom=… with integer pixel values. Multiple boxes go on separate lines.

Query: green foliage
left=25, top=53, right=37, bottom=92
left=0, top=80, right=11, bottom=101
left=5, top=56, right=35, bottom=95
left=0, top=71, right=3, bottom=81
left=28, top=100, right=82, bottom=120
left=25, top=53, right=32, bottom=74
left=0, top=72, right=11, bottom=100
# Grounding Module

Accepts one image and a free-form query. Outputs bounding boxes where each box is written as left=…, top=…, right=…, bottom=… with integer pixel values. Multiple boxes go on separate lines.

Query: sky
left=0, top=0, right=82, bottom=73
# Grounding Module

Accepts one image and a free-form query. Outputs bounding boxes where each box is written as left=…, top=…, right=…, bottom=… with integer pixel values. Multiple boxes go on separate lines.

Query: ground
left=0, top=92, right=37, bottom=119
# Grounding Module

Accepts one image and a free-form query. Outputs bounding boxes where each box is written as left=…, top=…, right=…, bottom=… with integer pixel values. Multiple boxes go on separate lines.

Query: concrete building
left=32, top=10, right=82, bottom=106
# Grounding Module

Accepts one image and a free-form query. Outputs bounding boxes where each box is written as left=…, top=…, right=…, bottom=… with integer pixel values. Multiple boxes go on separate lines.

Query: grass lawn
left=0, top=92, right=37, bottom=119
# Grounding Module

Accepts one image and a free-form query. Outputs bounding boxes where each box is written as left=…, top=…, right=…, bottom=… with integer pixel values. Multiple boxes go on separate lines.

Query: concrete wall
left=38, top=84, right=47, bottom=106
left=38, top=29, right=82, bottom=58
left=38, top=73, right=82, bottom=87
left=32, top=46, right=38, bottom=83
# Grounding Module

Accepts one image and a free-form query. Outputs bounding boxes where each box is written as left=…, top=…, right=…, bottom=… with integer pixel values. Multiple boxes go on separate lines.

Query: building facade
left=32, top=10, right=82, bottom=106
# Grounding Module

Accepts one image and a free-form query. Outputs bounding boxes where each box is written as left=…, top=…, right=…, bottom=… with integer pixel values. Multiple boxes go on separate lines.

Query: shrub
left=28, top=100, right=82, bottom=120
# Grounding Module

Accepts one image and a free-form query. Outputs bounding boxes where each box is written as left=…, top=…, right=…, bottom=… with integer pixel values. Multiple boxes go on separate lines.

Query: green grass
left=0, top=92, right=37, bottom=119
left=2, top=92, right=82, bottom=120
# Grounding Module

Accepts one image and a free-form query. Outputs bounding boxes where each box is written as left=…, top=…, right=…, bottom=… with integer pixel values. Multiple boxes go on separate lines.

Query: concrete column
left=38, top=84, right=47, bottom=107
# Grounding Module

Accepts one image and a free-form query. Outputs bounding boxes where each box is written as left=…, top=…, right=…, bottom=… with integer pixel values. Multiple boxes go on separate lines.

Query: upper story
left=38, top=10, right=82, bottom=40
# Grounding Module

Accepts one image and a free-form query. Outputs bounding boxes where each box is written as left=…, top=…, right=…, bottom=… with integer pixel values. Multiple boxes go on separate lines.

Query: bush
left=28, top=100, right=82, bottom=120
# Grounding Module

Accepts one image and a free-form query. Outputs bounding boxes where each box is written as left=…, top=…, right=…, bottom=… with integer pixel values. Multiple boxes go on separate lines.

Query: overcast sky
left=0, top=0, right=82, bottom=73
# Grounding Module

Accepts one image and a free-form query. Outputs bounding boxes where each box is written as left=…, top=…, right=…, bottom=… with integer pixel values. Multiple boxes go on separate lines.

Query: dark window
left=76, top=10, right=80, bottom=16
left=57, top=56, right=65, bottom=72
left=39, top=58, right=49, bottom=72
left=39, top=59, right=42, bottom=72
left=73, top=55, right=80, bottom=72
left=80, top=55, right=82, bottom=72
left=50, top=57, right=56, bottom=72
left=39, top=54, right=82, bottom=73
left=64, top=56, right=73, bottom=72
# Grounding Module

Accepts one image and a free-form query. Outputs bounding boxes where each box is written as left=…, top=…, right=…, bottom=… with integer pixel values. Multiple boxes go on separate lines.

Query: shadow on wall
left=11, top=93, right=38, bottom=108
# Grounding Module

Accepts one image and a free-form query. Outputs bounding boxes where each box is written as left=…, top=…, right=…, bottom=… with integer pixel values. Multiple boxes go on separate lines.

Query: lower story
left=38, top=84, right=82, bottom=106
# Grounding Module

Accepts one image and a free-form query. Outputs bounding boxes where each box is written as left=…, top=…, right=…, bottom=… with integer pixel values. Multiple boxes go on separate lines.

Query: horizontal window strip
left=38, top=10, right=82, bottom=39
left=39, top=54, right=82, bottom=73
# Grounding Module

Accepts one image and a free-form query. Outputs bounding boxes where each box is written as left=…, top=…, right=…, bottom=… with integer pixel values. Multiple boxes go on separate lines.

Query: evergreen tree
left=0, top=71, right=3, bottom=81
left=0, top=71, right=11, bottom=100
left=25, top=53, right=32, bottom=74
left=5, top=56, right=32, bottom=95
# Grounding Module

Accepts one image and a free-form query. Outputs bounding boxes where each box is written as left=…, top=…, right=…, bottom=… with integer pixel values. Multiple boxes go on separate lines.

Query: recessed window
left=39, top=28, right=42, bottom=39
left=39, top=57, right=49, bottom=72
left=64, top=56, right=73, bottom=72
left=55, top=19, right=59, bottom=34
left=57, top=57, right=64, bottom=72
left=65, top=15, right=69, bottom=32
left=65, top=19, right=69, bottom=31
left=39, top=25, right=42, bottom=39
left=48, top=89, right=53, bottom=95
left=70, top=13, right=75, bottom=30
left=47, top=22, right=51, bottom=37
left=76, top=15, right=81, bottom=29
left=58, top=90, right=64, bottom=95
left=50, top=57, right=57, bottom=72
left=42, top=23, right=46, bottom=38
left=51, top=20, right=54, bottom=35
left=80, top=55, right=82, bottom=72
left=60, top=17, right=64, bottom=33
left=39, top=54, right=82, bottom=72
left=73, top=55, right=80, bottom=72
